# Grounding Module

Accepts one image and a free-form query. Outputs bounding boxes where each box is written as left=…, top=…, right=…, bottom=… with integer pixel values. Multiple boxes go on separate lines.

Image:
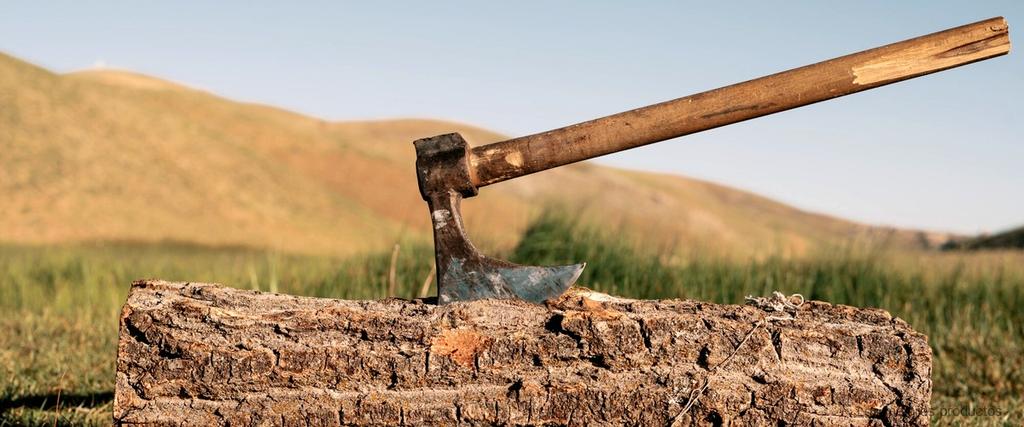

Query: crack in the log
left=770, top=328, right=783, bottom=361
left=705, top=409, right=723, bottom=426
left=700, top=103, right=777, bottom=120
left=538, top=379, right=554, bottom=418
left=158, top=345, right=183, bottom=360
left=870, top=362, right=905, bottom=419
left=387, top=370, right=399, bottom=390
left=588, top=355, right=612, bottom=369
left=543, top=313, right=585, bottom=350
left=737, top=387, right=755, bottom=417
left=701, top=318, right=714, bottom=331
left=751, top=371, right=769, bottom=384
left=876, top=406, right=895, bottom=427
left=696, top=345, right=711, bottom=370
left=506, top=379, right=524, bottom=400
left=124, top=313, right=152, bottom=346
left=637, top=318, right=654, bottom=353
left=899, top=337, right=917, bottom=382
left=273, top=323, right=292, bottom=338
left=937, top=33, right=1007, bottom=58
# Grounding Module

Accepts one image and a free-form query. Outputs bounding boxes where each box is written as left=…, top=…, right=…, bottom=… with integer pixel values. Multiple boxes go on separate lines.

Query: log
left=115, top=281, right=931, bottom=426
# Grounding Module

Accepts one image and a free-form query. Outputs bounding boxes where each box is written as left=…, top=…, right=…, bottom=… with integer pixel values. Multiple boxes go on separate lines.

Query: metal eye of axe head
left=413, top=17, right=1010, bottom=305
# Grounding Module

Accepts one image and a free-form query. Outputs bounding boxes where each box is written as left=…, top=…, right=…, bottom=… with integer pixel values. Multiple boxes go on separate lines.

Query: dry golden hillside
left=0, top=53, right=937, bottom=257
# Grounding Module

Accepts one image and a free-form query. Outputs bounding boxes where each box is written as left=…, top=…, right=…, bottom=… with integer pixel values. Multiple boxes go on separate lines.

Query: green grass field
left=1, top=213, right=1021, bottom=425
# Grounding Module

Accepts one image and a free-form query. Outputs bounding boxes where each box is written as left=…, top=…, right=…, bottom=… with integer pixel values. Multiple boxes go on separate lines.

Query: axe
left=413, top=17, right=1010, bottom=304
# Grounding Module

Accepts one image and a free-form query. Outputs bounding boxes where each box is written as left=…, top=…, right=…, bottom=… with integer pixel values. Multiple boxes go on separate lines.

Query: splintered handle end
left=469, top=17, right=1010, bottom=187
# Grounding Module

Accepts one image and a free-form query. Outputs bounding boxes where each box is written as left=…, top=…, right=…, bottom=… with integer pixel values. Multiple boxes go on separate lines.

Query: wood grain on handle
left=469, top=17, right=1010, bottom=188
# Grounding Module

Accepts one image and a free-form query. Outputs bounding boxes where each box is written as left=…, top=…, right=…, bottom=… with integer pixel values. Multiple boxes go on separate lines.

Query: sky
left=1, top=1, right=1020, bottom=234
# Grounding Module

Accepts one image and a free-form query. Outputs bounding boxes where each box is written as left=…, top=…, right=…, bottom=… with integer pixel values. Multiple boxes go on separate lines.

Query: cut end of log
left=115, top=280, right=932, bottom=426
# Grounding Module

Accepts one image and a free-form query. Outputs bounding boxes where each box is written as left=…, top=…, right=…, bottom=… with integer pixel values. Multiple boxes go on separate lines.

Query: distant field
left=1, top=213, right=1021, bottom=425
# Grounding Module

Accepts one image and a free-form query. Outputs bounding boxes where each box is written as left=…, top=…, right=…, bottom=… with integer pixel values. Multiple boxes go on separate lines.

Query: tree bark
left=115, top=280, right=931, bottom=426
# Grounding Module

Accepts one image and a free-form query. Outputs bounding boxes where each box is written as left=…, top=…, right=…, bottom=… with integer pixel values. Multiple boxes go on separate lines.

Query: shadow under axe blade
left=413, top=17, right=1011, bottom=304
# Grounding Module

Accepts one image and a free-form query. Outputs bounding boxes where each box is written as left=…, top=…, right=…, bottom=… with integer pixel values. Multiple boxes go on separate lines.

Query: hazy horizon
left=2, top=1, right=1020, bottom=234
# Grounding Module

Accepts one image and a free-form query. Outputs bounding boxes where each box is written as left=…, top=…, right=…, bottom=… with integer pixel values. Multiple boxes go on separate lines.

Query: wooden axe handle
left=469, top=17, right=1010, bottom=188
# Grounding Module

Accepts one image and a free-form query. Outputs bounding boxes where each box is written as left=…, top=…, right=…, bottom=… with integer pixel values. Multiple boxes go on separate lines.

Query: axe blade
left=437, top=256, right=585, bottom=305
left=425, top=186, right=585, bottom=305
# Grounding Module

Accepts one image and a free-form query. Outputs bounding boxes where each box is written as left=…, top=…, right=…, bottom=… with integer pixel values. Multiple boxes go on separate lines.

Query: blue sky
left=1, top=1, right=1020, bottom=234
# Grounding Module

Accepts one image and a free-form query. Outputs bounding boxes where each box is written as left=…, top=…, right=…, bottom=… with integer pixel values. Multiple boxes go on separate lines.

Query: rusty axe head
left=414, top=133, right=585, bottom=305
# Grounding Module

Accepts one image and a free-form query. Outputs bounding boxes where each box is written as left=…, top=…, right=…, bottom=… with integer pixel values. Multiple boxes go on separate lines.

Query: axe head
left=414, top=133, right=585, bottom=304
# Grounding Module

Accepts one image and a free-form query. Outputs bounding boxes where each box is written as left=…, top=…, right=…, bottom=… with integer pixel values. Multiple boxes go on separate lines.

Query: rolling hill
left=942, top=225, right=1024, bottom=251
left=0, top=52, right=942, bottom=258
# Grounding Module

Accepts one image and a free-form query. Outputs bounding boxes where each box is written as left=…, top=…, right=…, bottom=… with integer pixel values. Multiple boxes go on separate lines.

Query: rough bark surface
left=115, top=280, right=931, bottom=426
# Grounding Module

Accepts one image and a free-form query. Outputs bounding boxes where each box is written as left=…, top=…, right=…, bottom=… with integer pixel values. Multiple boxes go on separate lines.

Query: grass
left=1, top=212, right=1022, bottom=425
